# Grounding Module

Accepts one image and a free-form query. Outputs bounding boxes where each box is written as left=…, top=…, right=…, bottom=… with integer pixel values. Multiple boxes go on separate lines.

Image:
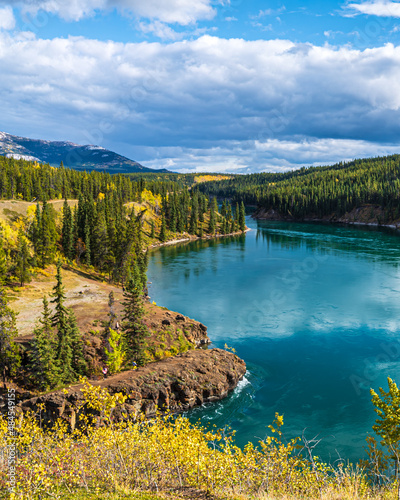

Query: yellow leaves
left=0, top=384, right=389, bottom=499
left=97, top=192, right=105, bottom=201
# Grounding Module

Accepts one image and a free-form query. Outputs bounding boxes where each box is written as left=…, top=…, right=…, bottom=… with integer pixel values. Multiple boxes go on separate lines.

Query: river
left=147, top=217, right=400, bottom=464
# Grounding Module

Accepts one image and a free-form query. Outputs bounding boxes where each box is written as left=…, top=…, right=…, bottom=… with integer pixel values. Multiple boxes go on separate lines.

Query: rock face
left=19, top=349, right=246, bottom=427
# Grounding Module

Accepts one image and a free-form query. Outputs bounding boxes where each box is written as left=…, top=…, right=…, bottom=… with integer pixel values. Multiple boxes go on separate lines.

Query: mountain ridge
left=0, top=131, right=169, bottom=174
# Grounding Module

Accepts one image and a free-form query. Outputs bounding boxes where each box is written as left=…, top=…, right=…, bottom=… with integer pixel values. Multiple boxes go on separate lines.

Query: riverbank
left=148, top=228, right=251, bottom=250
left=253, top=205, right=400, bottom=231
left=18, top=348, right=246, bottom=427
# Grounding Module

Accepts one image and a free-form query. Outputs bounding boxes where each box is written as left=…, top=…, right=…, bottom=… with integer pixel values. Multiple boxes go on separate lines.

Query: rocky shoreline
left=17, top=348, right=246, bottom=428
left=253, top=205, right=400, bottom=230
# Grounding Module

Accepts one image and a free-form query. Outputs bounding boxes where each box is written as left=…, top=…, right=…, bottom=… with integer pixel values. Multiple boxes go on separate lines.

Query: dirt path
left=11, top=266, right=123, bottom=338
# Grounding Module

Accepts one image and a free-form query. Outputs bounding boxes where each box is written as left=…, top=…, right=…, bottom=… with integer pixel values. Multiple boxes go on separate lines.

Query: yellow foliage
left=98, top=192, right=105, bottom=201
left=194, top=175, right=231, bottom=184
left=0, top=382, right=389, bottom=500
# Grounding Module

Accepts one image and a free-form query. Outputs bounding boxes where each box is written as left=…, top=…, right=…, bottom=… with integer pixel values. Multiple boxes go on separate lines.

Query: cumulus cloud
left=0, top=6, right=15, bottom=29
left=346, top=1, right=400, bottom=18
left=0, top=0, right=217, bottom=23
left=1, top=33, right=400, bottom=171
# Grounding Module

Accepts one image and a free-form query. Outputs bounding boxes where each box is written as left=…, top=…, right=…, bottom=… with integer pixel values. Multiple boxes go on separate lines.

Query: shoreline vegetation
left=3, top=155, right=400, bottom=498
left=0, top=156, right=249, bottom=422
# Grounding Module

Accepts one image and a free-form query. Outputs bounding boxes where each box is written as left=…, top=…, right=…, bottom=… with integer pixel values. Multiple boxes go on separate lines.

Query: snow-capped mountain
left=0, top=132, right=169, bottom=174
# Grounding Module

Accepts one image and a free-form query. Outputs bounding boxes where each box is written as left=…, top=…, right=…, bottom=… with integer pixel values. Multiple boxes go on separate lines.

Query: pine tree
left=51, top=261, right=75, bottom=384
left=84, top=216, right=91, bottom=266
left=239, top=201, right=246, bottom=232
left=62, top=199, right=74, bottom=260
left=189, top=196, right=198, bottom=234
left=68, top=310, right=87, bottom=377
left=37, top=200, right=57, bottom=268
left=122, top=271, right=149, bottom=367
left=160, top=213, right=167, bottom=242
left=150, top=220, right=155, bottom=238
left=0, top=287, right=20, bottom=388
left=208, top=204, right=216, bottom=234
left=29, top=297, right=58, bottom=390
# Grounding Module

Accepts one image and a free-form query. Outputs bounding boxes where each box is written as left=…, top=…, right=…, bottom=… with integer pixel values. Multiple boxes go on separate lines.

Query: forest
left=2, top=155, right=400, bottom=499
left=198, top=155, right=400, bottom=222
left=0, top=155, right=246, bottom=394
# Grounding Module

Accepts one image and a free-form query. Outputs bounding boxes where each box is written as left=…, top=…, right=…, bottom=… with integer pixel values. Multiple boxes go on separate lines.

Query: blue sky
left=1, top=1, right=400, bottom=172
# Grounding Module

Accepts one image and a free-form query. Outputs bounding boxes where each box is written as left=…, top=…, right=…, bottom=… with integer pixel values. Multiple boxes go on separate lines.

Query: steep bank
left=253, top=204, right=400, bottom=229
left=17, top=348, right=246, bottom=427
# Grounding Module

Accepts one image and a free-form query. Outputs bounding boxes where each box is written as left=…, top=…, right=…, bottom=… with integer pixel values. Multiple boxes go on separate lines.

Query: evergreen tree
left=51, top=261, right=75, bottom=384
left=189, top=196, right=198, bottom=235
left=68, top=310, right=87, bottom=377
left=239, top=201, right=246, bottom=232
left=208, top=204, right=216, bottom=234
left=29, top=297, right=58, bottom=390
left=62, top=199, right=74, bottom=260
left=0, top=287, right=20, bottom=388
left=84, top=216, right=91, bottom=266
left=160, top=213, right=167, bottom=242
left=122, top=271, right=149, bottom=367
left=150, top=220, right=155, bottom=238
left=37, top=200, right=57, bottom=268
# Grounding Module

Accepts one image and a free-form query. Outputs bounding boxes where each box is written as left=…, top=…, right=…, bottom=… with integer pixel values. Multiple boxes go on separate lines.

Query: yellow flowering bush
left=0, top=382, right=397, bottom=499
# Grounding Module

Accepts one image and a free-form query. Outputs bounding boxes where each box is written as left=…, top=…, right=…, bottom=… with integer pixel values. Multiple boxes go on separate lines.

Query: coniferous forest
left=198, top=155, right=400, bottom=222
left=3, top=154, right=400, bottom=500
left=0, top=155, right=246, bottom=393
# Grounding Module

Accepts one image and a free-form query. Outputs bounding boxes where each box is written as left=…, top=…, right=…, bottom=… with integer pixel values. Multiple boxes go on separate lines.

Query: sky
left=1, top=1, right=400, bottom=173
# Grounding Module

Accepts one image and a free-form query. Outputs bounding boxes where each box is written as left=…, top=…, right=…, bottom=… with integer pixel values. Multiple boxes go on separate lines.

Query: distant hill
left=0, top=131, right=169, bottom=174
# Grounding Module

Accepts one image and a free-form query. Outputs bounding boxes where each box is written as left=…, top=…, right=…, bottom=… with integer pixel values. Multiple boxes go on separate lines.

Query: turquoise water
left=147, top=218, right=400, bottom=464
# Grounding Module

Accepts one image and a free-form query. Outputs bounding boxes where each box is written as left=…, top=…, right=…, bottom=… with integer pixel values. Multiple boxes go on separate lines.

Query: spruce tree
left=189, top=196, right=198, bottom=235
left=62, top=199, right=74, bottom=260
left=208, top=204, right=216, bottom=234
left=51, top=261, right=74, bottom=384
left=122, top=270, right=149, bottom=367
left=68, top=309, right=87, bottom=377
left=150, top=220, right=155, bottom=238
left=160, top=213, right=167, bottom=242
left=29, top=297, right=58, bottom=390
left=37, top=201, right=57, bottom=268
left=239, top=201, right=246, bottom=232
left=84, top=217, right=91, bottom=266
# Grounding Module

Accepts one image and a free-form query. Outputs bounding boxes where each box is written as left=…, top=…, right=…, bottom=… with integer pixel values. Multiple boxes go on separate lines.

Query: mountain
left=0, top=131, right=169, bottom=174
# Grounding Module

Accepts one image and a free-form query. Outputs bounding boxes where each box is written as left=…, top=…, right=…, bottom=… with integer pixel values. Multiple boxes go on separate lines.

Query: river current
left=147, top=217, right=400, bottom=464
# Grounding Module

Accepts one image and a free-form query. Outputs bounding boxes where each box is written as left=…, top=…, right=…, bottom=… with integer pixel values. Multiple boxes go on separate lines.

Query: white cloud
left=0, top=6, right=15, bottom=29
left=2, top=33, right=400, bottom=171
left=346, top=1, right=400, bottom=18
left=0, top=0, right=217, bottom=23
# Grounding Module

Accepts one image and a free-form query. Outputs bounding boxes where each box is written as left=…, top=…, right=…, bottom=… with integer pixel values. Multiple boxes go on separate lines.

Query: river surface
left=147, top=217, right=400, bottom=464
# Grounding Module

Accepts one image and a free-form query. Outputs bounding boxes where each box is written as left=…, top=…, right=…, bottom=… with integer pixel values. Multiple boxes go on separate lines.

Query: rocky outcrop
left=18, top=349, right=246, bottom=428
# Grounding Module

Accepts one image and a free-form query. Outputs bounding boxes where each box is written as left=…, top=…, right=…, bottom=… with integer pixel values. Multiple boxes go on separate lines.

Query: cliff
left=17, top=348, right=246, bottom=428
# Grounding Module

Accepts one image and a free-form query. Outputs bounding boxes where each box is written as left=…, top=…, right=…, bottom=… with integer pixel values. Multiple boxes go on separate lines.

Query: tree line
left=198, top=155, right=400, bottom=221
